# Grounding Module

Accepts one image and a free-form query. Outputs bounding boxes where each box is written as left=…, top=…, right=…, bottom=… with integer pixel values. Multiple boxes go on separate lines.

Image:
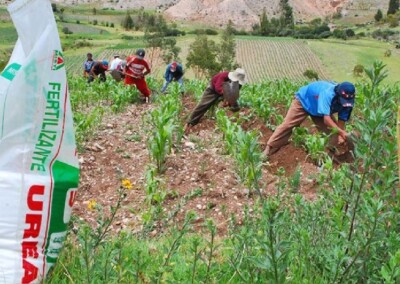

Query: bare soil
left=74, top=95, right=351, bottom=236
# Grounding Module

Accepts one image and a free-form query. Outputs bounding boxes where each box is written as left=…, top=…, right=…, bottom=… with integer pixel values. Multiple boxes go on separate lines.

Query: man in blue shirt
left=83, top=53, right=94, bottom=78
left=161, top=62, right=184, bottom=95
left=264, top=81, right=356, bottom=157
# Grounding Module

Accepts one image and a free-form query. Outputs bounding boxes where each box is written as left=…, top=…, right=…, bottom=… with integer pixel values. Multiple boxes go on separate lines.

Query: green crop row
left=46, top=62, right=399, bottom=283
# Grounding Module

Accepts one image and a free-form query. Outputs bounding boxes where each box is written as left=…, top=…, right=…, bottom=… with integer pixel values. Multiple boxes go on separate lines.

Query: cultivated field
left=65, top=38, right=333, bottom=83
left=236, top=37, right=330, bottom=82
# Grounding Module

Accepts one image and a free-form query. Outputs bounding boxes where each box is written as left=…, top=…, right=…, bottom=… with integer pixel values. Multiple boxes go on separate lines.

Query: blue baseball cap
left=102, top=60, right=109, bottom=66
left=337, top=82, right=355, bottom=107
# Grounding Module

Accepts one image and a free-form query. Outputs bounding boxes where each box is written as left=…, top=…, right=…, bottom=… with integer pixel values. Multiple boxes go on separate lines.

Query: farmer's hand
left=338, top=130, right=348, bottom=145
left=222, top=100, right=230, bottom=107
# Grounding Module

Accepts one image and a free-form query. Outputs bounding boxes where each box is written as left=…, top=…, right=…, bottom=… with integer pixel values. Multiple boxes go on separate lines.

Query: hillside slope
left=46, top=0, right=387, bottom=29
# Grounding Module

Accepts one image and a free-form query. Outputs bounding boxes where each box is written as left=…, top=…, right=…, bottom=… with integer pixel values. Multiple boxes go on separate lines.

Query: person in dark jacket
left=88, top=60, right=108, bottom=83
left=184, top=68, right=246, bottom=134
left=161, top=61, right=184, bottom=94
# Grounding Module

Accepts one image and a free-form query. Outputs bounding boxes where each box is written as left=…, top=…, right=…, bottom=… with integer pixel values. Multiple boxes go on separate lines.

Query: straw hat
left=228, top=68, right=246, bottom=85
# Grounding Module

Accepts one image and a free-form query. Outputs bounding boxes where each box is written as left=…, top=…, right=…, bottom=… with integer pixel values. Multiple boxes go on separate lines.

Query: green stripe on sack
left=45, top=160, right=79, bottom=265
left=1, top=63, right=21, bottom=81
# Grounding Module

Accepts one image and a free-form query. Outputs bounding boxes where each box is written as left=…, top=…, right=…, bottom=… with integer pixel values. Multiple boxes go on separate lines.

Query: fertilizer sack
left=0, top=0, right=80, bottom=283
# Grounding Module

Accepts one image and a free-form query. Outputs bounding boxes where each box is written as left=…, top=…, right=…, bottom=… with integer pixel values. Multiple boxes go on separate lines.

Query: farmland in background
left=65, top=47, right=166, bottom=78
left=64, top=36, right=400, bottom=84
left=308, top=38, right=400, bottom=85
left=65, top=37, right=332, bottom=83
left=236, top=37, right=330, bottom=82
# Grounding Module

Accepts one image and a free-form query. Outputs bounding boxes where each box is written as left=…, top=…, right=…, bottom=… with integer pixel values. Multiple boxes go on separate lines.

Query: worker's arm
left=143, top=61, right=151, bottom=77
left=90, top=64, right=98, bottom=78
left=323, top=115, right=348, bottom=140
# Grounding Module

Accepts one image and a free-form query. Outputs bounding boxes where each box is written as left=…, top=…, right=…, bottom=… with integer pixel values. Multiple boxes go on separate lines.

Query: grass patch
left=0, top=25, right=17, bottom=45
left=308, top=38, right=400, bottom=84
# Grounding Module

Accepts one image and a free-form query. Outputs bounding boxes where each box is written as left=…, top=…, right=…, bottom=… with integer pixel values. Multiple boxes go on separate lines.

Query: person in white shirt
left=109, top=55, right=125, bottom=82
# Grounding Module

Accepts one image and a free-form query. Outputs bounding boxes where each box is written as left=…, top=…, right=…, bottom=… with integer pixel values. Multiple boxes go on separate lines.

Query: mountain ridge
left=49, top=0, right=388, bottom=29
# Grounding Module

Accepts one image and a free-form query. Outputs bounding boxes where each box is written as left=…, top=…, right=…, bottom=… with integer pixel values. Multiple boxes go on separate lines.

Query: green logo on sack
left=52, top=50, right=65, bottom=70
left=1, top=63, right=21, bottom=81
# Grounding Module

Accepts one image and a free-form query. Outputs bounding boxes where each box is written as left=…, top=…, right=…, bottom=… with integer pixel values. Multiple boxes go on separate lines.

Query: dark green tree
left=374, top=9, right=383, bottom=21
left=144, top=15, right=180, bottom=65
left=122, top=11, right=134, bottom=30
left=259, top=8, right=270, bottom=36
left=51, top=3, right=58, bottom=12
left=186, top=35, right=219, bottom=78
left=387, top=0, right=399, bottom=15
left=217, top=20, right=237, bottom=71
left=280, top=0, right=294, bottom=29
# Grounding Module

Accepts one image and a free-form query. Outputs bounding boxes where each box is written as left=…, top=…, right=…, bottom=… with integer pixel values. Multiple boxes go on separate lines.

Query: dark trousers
left=188, top=84, right=221, bottom=126
left=88, top=72, right=106, bottom=83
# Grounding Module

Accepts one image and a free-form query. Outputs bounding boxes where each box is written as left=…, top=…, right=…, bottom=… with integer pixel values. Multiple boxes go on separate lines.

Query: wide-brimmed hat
left=228, top=68, right=246, bottom=85
left=336, top=81, right=355, bottom=107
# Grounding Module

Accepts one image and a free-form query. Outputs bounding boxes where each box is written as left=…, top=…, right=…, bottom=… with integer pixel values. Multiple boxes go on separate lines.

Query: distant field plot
left=0, top=25, right=17, bottom=45
left=0, top=7, right=10, bottom=21
left=236, top=38, right=329, bottom=83
left=308, top=39, right=400, bottom=84
left=62, top=23, right=110, bottom=34
left=65, top=48, right=165, bottom=78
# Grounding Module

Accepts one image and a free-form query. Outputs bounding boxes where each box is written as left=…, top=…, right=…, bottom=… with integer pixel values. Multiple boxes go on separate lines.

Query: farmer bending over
left=124, top=49, right=151, bottom=103
left=161, top=61, right=184, bottom=95
left=263, top=81, right=356, bottom=157
left=88, top=60, right=108, bottom=83
left=109, top=54, right=125, bottom=82
left=184, top=68, right=246, bottom=134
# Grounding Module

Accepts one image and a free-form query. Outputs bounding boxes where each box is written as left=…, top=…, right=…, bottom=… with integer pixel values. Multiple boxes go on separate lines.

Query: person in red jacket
left=184, top=68, right=246, bottom=133
left=124, top=48, right=151, bottom=102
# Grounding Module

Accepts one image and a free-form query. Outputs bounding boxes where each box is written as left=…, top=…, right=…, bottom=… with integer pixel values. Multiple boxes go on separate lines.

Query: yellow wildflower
left=87, top=200, right=97, bottom=211
left=121, top=179, right=133, bottom=190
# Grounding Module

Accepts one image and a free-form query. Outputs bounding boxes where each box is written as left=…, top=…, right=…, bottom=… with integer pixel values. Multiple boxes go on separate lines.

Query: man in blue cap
left=264, top=81, right=356, bottom=157
left=88, top=60, right=109, bottom=83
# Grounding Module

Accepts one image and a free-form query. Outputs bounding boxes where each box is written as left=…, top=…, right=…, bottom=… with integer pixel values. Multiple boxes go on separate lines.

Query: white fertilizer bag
left=0, top=0, right=80, bottom=283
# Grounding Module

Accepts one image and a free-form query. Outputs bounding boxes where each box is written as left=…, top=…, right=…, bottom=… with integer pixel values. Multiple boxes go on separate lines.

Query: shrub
left=93, top=19, right=98, bottom=25
left=62, top=27, right=73, bottom=34
left=353, top=64, right=364, bottom=77
left=387, top=15, right=399, bottom=28
left=121, top=34, right=133, bottom=40
left=303, top=69, right=319, bottom=80
left=345, top=29, right=355, bottom=37
left=374, top=9, right=383, bottom=22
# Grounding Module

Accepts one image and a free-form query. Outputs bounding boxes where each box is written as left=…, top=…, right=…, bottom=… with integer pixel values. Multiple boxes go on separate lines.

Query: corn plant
left=216, top=109, right=238, bottom=154
left=74, top=106, right=104, bottom=147
left=303, top=132, right=329, bottom=165
left=147, top=87, right=183, bottom=172
left=233, top=128, right=263, bottom=195
left=216, top=109, right=263, bottom=195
